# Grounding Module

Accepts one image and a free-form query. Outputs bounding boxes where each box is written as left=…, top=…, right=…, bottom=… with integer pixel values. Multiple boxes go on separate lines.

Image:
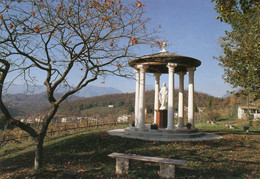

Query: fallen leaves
left=1, top=127, right=259, bottom=178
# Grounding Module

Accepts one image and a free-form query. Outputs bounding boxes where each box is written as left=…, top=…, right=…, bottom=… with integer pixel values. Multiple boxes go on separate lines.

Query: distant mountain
left=3, top=84, right=122, bottom=97
left=2, top=93, right=49, bottom=116
left=2, top=92, right=80, bottom=116
left=222, top=89, right=241, bottom=99
left=1, top=84, right=122, bottom=116
left=1, top=88, right=221, bottom=117
left=222, top=92, right=231, bottom=99
left=75, top=86, right=122, bottom=97
left=3, top=84, right=45, bottom=94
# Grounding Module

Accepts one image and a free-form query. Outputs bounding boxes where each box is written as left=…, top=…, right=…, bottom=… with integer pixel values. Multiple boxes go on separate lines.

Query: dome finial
left=160, top=42, right=167, bottom=53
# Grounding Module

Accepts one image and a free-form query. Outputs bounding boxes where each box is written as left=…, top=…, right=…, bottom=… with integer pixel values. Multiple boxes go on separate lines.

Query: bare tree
left=0, top=0, right=156, bottom=169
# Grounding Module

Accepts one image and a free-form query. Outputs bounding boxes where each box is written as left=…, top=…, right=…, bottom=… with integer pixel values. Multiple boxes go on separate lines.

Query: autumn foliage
left=0, top=0, right=155, bottom=169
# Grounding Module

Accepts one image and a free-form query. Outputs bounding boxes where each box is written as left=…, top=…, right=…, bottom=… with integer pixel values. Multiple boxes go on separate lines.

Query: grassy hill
left=0, top=120, right=259, bottom=178
left=57, top=90, right=221, bottom=117
left=1, top=88, right=221, bottom=118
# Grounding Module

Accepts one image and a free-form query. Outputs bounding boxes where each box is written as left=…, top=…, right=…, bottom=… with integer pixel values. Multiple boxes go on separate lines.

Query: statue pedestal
left=155, top=110, right=167, bottom=128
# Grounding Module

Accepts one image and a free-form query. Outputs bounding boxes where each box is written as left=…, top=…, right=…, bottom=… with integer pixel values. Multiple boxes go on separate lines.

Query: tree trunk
left=33, top=106, right=58, bottom=170
left=34, top=136, right=44, bottom=170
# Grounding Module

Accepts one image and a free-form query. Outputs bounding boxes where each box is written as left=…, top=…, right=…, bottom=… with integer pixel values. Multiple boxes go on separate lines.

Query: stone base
left=116, top=158, right=129, bottom=174
left=108, top=124, right=223, bottom=142
left=123, top=125, right=202, bottom=139
left=160, top=163, right=175, bottom=178
left=156, top=109, right=167, bottom=128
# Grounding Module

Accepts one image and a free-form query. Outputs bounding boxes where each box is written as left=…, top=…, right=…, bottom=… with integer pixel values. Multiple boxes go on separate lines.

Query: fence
left=0, top=119, right=129, bottom=146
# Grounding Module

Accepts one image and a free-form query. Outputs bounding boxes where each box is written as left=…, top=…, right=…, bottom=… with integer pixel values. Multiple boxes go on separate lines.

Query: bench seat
left=108, top=152, right=186, bottom=178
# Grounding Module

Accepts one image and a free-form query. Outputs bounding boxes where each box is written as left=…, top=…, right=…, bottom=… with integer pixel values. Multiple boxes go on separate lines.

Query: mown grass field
left=0, top=119, right=259, bottom=178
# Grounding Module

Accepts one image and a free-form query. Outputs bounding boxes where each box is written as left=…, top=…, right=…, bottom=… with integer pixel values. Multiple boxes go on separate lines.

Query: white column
left=177, top=71, right=186, bottom=128
left=166, top=63, right=177, bottom=130
left=137, top=64, right=147, bottom=129
left=134, top=69, right=140, bottom=127
left=188, top=67, right=196, bottom=127
left=154, top=73, right=161, bottom=124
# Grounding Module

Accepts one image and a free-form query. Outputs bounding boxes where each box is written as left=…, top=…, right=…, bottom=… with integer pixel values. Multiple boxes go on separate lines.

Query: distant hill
left=3, top=84, right=45, bottom=94
left=1, top=84, right=122, bottom=116
left=57, top=90, right=221, bottom=117
left=3, top=84, right=122, bottom=97
left=1, top=85, right=221, bottom=117
left=2, top=92, right=80, bottom=116
left=75, top=85, right=122, bottom=97
left=222, top=89, right=242, bottom=99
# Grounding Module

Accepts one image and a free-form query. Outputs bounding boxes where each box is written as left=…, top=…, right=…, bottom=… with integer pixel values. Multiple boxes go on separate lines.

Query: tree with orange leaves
left=0, top=0, right=155, bottom=169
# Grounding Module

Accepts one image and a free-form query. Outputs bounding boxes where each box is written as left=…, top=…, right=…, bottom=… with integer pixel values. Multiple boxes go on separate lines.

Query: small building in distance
left=117, top=115, right=130, bottom=123
left=238, top=106, right=260, bottom=120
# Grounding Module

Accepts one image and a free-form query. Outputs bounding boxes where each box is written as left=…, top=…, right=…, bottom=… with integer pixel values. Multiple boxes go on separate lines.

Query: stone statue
left=159, top=83, right=168, bottom=110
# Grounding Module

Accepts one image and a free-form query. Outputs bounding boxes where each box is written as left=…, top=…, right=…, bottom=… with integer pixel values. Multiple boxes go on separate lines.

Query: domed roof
left=129, top=51, right=201, bottom=73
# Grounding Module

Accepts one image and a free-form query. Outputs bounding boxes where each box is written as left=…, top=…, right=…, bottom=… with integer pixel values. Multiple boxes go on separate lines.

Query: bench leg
left=116, top=158, right=129, bottom=175
left=159, top=163, right=175, bottom=178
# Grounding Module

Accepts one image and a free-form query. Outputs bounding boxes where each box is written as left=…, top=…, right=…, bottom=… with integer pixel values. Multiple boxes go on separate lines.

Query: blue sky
left=4, top=0, right=233, bottom=98
left=90, top=0, right=233, bottom=97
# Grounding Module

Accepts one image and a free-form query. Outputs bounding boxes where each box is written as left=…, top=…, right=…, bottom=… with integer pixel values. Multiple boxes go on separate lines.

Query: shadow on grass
left=0, top=128, right=259, bottom=178
left=0, top=130, right=155, bottom=177
left=201, top=129, right=260, bottom=136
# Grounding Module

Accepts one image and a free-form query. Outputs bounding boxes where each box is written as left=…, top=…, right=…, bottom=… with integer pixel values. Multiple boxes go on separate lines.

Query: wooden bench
left=108, top=152, right=186, bottom=178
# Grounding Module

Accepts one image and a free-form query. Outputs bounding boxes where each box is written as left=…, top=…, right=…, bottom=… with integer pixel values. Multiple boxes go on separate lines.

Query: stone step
left=124, top=127, right=204, bottom=139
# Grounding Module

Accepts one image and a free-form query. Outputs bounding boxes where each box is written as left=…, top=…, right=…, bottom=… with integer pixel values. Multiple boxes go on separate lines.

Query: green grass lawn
left=0, top=121, right=259, bottom=178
